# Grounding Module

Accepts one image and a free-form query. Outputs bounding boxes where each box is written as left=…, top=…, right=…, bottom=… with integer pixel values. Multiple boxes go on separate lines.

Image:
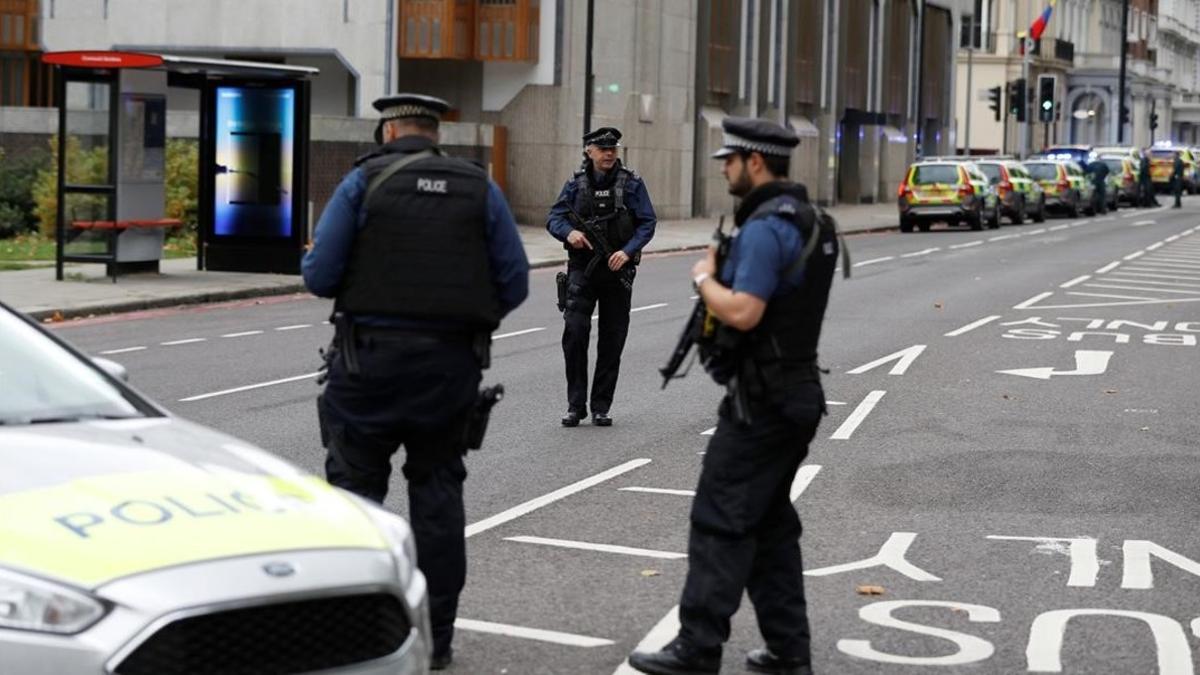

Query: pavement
left=1, top=202, right=900, bottom=320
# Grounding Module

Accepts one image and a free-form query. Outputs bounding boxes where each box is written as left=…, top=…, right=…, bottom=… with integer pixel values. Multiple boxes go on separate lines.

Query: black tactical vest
left=569, top=162, right=637, bottom=264
left=336, top=141, right=500, bottom=329
left=731, top=182, right=839, bottom=386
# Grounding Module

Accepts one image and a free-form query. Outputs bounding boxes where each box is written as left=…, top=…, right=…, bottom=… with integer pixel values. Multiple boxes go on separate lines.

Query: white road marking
left=987, top=536, right=1100, bottom=587
left=619, top=487, right=695, bottom=497
left=1145, top=255, right=1200, bottom=263
left=806, top=532, right=942, bottom=581
left=1026, top=610, right=1195, bottom=674
left=1124, top=266, right=1200, bottom=280
left=854, top=256, right=895, bottom=267
left=1036, top=296, right=1200, bottom=309
left=949, top=240, right=985, bottom=249
left=99, top=346, right=147, bottom=355
left=997, top=350, right=1113, bottom=380
left=1165, top=235, right=1181, bottom=242
left=221, top=330, right=263, bottom=338
left=827, top=400, right=847, bottom=406
left=1095, top=261, right=1122, bottom=274
left=631, top=303, right=669, bottom=313
left=1095, top=216, right=1116, bottom=222
left=1026, top=228, right=1047, bottom=235
left=1085, top=282, right=1200, bottom=295
left=455, top=618, right=614, bottom=648
left=161, top=338, right=206, bottom=346
left=1060, top=275, right=1091, bottom=289
left=505, top=536, right=686, bottom=560
left=831, top=390, right=886, bottom=440
left=1132, top=220, right=1156, bottom=227
left=1192, top=618, right=1200, bottom=639
left=900, top=247, right=940, bottom=258
left=612, top=608, right=680, bottom=675
left=847, top=345, right=926, bottom=375
left=1113, top=272, right=1200, bottom=285
left=494, top=327, right=546, bottom=340
left=989, top=234, right=1018, bottom=241
left=465, top=459, right=651, bottom=537
left=945, top=315, right=1003, bottom=337
left=1014, top=292, right=1054, bottom=309
left=1123, top=251, right=1145, bottom=261
left=180, top=372, right=320, bottom=402
left=790, top=465, right=823, bottom=502
left=275, top=324, right=312, bottom=331
left=1048, top=224, right=1070, bottom=231
left=1146, top=242, right=1164, bottom=251
left=1122, top=260, right=1200, bottom=270
left=701, top=426, right=715, bottom=436
left=1107, top=276, right=1200, bottom=288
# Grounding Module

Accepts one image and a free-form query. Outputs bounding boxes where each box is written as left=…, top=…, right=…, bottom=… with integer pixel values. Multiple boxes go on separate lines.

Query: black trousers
left=318, top=331, right=480, bottom=657
left=1174, top=178, right=1184, bottom=207
left=561, top=263, right=633, bottom=415
left=678, top=387, right=823, bottom=661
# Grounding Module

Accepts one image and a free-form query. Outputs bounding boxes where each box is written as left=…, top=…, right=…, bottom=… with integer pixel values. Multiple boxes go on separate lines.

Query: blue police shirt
left=302, top=165, right=530, bottom=323
left=719, top=214, right=807, bottom=301
left=546, top=169, right=657, bottom=255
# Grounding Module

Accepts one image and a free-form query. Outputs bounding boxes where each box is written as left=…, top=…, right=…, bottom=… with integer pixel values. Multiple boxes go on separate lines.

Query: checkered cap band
left=381, top=104, right=440, bottom=120
left=721, top=132, right=794, bottom=157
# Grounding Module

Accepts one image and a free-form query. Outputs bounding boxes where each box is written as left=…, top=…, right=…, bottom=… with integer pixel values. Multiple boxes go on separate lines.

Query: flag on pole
left=1029, top=0, right=1057, bottom=41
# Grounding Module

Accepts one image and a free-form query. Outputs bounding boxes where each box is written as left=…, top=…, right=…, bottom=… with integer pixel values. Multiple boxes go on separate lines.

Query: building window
left=706, top=0, right=739, bottom=107
left=1, top=0, right=55, bottom=107
left=474, top=0, right=538, bottom=62
left=399, top=0, right=477, bottom=60
left=789, top=0, right=821, bottom=109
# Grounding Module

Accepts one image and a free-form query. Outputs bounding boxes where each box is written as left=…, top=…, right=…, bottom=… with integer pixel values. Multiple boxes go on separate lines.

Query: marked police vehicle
left=0, top=302, right=430, bottom=674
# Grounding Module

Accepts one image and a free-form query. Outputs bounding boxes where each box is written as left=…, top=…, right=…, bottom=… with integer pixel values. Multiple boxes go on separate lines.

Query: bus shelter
left=41, top=51, right=315, bottom=281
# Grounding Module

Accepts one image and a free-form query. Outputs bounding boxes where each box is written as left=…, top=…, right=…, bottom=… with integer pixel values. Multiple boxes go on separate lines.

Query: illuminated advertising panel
left=213, top=86, right=295, bottom=238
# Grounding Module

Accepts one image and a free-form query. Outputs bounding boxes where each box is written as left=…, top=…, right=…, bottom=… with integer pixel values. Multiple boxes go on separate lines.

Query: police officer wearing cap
left=303, top=93, right=529, bottom=670
left=547, top=127, right=657, bottom=427
left=628, top=117, right=839, bottom=675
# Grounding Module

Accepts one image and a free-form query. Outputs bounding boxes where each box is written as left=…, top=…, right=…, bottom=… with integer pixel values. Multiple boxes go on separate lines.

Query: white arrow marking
left=848, top=345, right=927, bottom=375
left=997, top=350, right=1113, bottom=380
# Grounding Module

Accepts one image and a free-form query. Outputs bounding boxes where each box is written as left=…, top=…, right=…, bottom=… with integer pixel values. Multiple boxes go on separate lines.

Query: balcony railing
left=1054, top=39, right=1074, bottom=63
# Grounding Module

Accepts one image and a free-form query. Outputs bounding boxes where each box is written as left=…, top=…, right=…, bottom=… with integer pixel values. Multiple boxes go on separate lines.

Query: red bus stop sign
left=41, top=51, right=164, bottom=69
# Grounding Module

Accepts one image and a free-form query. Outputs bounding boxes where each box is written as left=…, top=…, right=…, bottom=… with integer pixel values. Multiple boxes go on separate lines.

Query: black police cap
left=583, top=127, right=622, bottom=148
left=372, top=93, right=451, bottom=122
left=712, top=117, right=800, bottom=159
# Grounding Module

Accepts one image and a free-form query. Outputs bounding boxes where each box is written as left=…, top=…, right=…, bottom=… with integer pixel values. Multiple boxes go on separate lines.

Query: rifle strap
left=364, top=149, right=439, bottom=205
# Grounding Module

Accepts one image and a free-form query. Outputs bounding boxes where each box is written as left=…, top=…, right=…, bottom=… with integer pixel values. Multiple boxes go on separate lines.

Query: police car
left=0, top=302, right=431, bottom=674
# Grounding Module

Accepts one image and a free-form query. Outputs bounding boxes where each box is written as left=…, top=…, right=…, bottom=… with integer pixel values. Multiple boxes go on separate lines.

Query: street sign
left=41, top=51, right=164, bottom=69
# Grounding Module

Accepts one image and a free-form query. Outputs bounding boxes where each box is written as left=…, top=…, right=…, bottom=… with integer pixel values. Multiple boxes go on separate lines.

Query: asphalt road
left=50, top=198, right=1200, bottom=674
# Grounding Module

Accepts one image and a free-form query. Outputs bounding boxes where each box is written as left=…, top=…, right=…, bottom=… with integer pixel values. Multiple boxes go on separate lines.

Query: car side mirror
left=92, top=357, right=129, bottom=382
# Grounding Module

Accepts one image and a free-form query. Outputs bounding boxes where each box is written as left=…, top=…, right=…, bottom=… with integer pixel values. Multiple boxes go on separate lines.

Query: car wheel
left=1067, top=193, right=1080, bottom=218
left=1033, top=197, right=1046, bottom=223
left=917, top=221, right=933, bottom=232
left=1012, top=198, right=1026, bottom=225
left=900, top=217, right=914, bottom=233
left=969, top=207, right=984, bottom=231
left=988, top=203, right=1001, bottom=229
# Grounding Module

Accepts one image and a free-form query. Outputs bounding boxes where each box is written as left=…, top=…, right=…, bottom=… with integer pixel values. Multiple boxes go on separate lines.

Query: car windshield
left=976, top=164, right=1002, bottom=182
left=1025, top=163, right=1060, bottom=180
left=0, top=308, right=147, bottom=426
left=1102, top=159, right=1125, bottom=172
left=1150, top=150, right=1177, bottom=159
left=911, top=165, right=960, bottom=185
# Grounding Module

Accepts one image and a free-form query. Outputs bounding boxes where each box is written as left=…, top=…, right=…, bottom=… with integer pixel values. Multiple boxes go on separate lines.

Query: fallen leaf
left=1104, top=389, right=1118, bottom=394
left=641, top=570, right=660, bottom=578
left=934, top=302, right=944, bottom=309
left=51, top=311, right=64, bottom=323
left=1002, top=394, right=1011, bottom=400
left=1140, top=426, right=1150, bottom=431
left=856, top=585, right=886, bottom=596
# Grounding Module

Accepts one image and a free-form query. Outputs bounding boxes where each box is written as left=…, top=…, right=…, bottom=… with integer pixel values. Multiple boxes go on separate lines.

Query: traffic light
left=1008, top=78, right=1027, bottom=122
left=1150, top=112, right=1159, bottom=130
left=1038, top=74, right=1056, bottom=123
left=987, top=86, right=1002, bottom=122
left=1120, top=105, right=1130, bottom=126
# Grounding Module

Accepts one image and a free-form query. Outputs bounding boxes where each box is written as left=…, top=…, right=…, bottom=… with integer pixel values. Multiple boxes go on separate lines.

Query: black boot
left=627, top=639, right=719, bottom=675
left=746, top=648, right=812, bottom=675
left=561, top=410, right=585, bottom=427
left=592, top=412, right=613, bottom=427
left=431, top=647, right=453, bottom=670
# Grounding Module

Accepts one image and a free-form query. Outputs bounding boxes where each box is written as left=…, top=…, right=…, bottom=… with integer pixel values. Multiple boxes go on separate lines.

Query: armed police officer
left=1173, top=150, right=1186, bottom=209
left=547, top=127, right=657, bottom=427
left=629, top=118, right=839, bottom=675
left=302, top=94, right=529, bottom=670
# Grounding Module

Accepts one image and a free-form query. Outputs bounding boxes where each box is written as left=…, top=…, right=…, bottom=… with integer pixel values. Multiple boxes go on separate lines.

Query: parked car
left=897, top=159, right=1000, bottom=232
left=973, top=158, right=1046, bottom=224
left=1037, top=145, right=1097, bottom=172
left=1098, top=155, right=1139, bottom=206
left=1148, top=146, right=1198, bottom=194
left=0, top=301, right=432, bottom=675
left=1025, top=159, right=1093, bottom=217
left=1093, top=145, right=1142, bottom=175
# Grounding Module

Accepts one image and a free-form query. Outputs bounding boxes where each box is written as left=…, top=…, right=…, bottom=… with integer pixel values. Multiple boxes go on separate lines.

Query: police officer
left=302, top=94, right=529, bottom=670
left=1173, top=151, right=1185, bottom=208
left=1088, top=157, right=1109, bottom=215
left=547, top=127, right=657, bottom=427
left=628, top=117, right=837, bottom=675
left=1139, top=149, right=1159, bottom=207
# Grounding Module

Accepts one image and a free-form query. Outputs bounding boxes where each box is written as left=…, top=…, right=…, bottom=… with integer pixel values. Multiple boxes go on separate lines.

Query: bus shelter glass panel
left=61, top=79, right=115, bottom=259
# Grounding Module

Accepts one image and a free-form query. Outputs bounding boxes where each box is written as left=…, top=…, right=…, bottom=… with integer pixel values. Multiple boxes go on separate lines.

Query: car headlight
left=355, top=501, right=418, bottom=588
left=0, top=568, right=107, bottom=634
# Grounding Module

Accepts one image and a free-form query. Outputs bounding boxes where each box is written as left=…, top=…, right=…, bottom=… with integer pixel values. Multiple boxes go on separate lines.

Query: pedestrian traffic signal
left=987, top=86, right=1003, bottom=122
left=1037, top=75, right=1056, bottom=123
left=1008, top=79, right=1027, bottom=123
left=1150, top=112, right=1159, bottom=130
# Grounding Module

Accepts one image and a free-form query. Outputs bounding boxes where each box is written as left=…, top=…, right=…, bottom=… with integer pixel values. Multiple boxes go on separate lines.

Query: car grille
left=114, top=592, right=411, bottom=675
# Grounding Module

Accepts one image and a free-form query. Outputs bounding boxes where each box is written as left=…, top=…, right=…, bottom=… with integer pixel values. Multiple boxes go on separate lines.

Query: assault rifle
left=658, top=215, right=729, bottom=390
left=562, top=203, right=633, bottom=292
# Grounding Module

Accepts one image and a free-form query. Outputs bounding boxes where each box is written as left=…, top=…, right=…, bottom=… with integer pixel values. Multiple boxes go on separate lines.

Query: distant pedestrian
left=1138, top=150, right=1158, bottom=207
left=1173, top=151, right=1185, bottom=209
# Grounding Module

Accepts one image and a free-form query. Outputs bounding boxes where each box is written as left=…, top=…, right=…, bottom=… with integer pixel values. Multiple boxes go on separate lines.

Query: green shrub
left=0, top=146, right=50, bottom=239
left=32, top=136, right=109, bottom=236
left=165, top=139, right=199, bottom=234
